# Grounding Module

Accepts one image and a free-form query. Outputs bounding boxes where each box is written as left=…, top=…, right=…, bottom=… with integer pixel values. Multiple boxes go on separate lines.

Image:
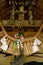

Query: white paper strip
left=0, top=35, right=7, bottom=45
left=33, top=37, right=41, bottom=46
left=32, top=45, right=39, bottom=53
left=1, top=44, right=8, bottom=51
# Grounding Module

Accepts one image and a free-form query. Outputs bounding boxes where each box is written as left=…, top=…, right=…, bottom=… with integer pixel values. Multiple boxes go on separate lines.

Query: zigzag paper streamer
left=32, top=45, right=39, bottom=53
left=33, top=37, right=41, bottom=46
left=1, top=44, right=8, bottom=51
left=0, top=35, right=7, bottom=45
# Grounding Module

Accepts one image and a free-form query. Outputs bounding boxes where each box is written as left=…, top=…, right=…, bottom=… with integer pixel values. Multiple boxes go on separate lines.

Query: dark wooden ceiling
left=0, top=0, right=43, bottom=20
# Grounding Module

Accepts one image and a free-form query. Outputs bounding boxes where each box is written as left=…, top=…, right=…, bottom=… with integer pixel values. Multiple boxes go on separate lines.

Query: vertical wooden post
left=9, top=0, right=15, bottom=26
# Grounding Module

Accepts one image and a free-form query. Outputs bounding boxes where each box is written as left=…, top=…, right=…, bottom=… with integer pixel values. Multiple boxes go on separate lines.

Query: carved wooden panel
left=2, top=20, right=42, bottom=27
